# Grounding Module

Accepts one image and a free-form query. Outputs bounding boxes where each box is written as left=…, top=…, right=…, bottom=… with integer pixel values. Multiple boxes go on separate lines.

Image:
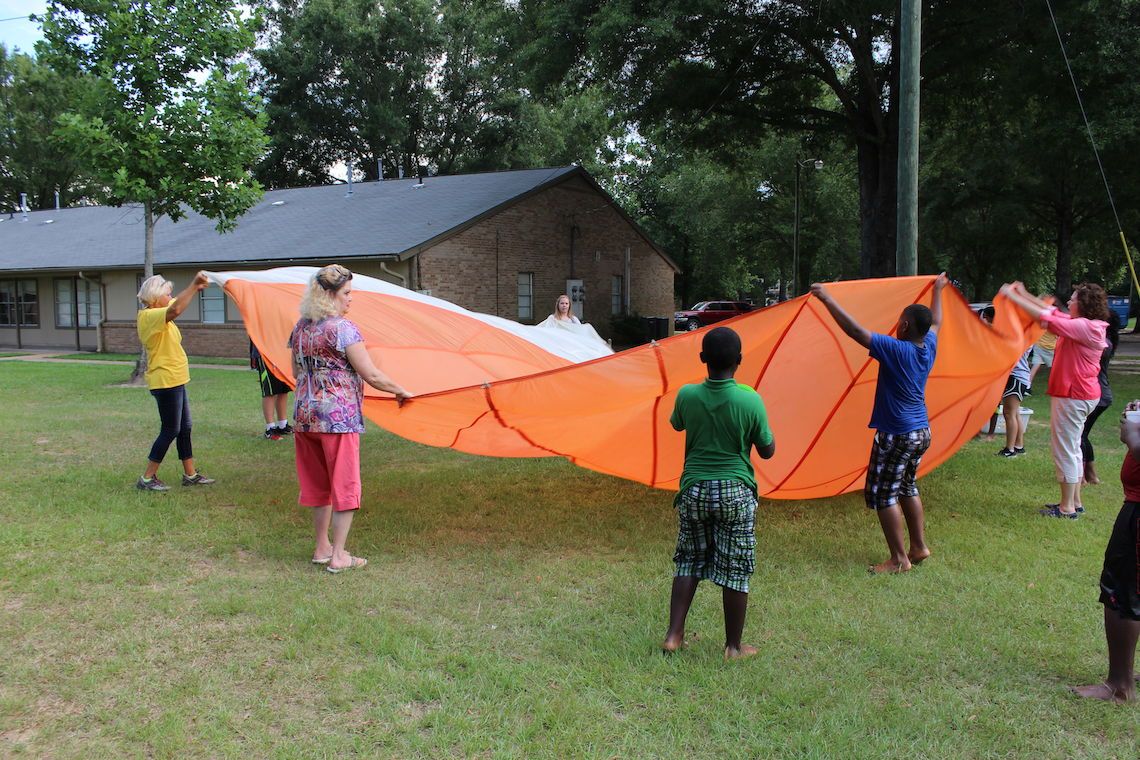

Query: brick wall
left=417, top=176, right=676, bottom=338
left=103, top=321, right=250, bottom=358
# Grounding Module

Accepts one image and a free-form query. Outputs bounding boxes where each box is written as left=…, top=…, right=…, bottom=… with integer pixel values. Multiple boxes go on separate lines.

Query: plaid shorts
left=864, top=428, right=931, bottom=511
left=673, top=479, right=757, bottom=592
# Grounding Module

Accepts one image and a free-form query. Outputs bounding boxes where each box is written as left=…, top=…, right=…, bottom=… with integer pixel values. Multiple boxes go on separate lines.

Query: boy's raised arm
left=810, top=283, right=872, bottom=349
left=930, top=272, right=948, bottom=332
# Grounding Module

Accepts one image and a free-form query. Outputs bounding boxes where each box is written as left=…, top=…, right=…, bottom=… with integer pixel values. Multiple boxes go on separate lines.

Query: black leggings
left=1080, top=403, right=1110, bottom=464
left=148, top=384, right=193, bottom=463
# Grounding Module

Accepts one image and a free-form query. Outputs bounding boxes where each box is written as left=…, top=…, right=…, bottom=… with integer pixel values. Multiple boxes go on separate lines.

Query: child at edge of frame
left=662, top=325, right=776, bottom=660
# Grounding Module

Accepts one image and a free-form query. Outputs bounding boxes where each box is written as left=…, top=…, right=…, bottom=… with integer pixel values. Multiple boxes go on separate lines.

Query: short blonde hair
left=137, top=275, right=172, bottom=307
left=299, top=264, right=354, bottom=321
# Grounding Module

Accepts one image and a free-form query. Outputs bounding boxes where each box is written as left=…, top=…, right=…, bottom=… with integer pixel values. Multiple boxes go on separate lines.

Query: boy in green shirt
left=663, top=327, right=776, bottom=659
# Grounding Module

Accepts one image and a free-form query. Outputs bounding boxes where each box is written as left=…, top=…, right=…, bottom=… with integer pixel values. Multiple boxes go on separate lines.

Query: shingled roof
left=0, top=166, right=675, bottom=273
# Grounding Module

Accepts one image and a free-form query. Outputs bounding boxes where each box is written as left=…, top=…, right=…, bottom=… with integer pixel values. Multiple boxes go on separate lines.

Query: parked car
left=674, top=300, right=754, bottom=331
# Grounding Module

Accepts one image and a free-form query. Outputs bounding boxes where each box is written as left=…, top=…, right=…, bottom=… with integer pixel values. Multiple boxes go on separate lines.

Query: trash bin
left=640, top=316, right=670, bottom=340
left=1107, top=296, right=1129, bottom=326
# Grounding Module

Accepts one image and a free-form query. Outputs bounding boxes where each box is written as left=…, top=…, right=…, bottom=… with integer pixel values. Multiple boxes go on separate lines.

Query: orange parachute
left=211, top=268, right=1039, bottom=499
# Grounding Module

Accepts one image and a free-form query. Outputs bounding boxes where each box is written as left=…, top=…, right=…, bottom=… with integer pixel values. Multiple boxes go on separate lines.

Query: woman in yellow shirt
left=135, top=272, right=216, bottom=491
left=1028, top=307, right=1061, bottom=387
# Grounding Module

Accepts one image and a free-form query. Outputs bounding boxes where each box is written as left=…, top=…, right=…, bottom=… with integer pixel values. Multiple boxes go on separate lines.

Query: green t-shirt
left=670, top=378, right=774, bottom=494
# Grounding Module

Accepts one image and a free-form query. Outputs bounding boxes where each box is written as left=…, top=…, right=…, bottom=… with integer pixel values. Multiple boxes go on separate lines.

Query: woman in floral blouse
left=289, top=265, right=412, bottom=573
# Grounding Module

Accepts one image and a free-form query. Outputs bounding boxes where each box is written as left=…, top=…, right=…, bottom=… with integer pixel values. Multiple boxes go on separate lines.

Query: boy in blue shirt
left=663, top=327, right=776, bottom=659
left=811, top=274, right=947, bottom=573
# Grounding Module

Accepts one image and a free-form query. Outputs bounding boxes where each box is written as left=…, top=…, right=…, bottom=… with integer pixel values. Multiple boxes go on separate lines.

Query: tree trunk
left=856, top=33, right=901, bottom=280
left=129, top=201, right=156, bottom=385
left=856, top=131, right=899, bottom=279
left=1054, top=198, right=1074, bottom=299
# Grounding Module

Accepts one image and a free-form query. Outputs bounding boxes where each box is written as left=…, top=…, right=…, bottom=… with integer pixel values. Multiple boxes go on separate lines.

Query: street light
left=793, top=158, right=824, bottom=297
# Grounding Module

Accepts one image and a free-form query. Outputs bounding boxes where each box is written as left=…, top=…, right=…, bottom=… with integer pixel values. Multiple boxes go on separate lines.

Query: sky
left=0, top=1, right=45, bottom=56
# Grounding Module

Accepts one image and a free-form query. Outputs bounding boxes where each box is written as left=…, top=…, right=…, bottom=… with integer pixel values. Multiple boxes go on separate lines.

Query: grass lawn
left=1, top=361, right=1137, bottom=758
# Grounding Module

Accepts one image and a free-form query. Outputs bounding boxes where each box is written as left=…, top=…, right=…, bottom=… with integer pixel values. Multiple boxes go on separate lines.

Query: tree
left=518, top=1, right=1068, bottom=280
left=252, top=0, right=625, bottom=185
left=0, top=45, right=103, bottom=212
left=920, top=0, right=1140, bottom=297
left=38, top=0, right=268, bottom=380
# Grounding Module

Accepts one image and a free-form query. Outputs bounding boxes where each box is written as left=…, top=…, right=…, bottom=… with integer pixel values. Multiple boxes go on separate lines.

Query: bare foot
left=869, top=558, right=912, bottom=574
left=1071, top=682, right=1133, bottom=703
left=661, top=632, right=685, bottom=655
left=907, top=548, right=932, bottom=565
left=724, top=644, right=759, bottom=661
left=1087, top=476, right=1101, bottom=485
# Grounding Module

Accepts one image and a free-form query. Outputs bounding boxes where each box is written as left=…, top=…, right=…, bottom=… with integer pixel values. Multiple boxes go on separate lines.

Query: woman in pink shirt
left=1001, top=281, right=1110, bottom=518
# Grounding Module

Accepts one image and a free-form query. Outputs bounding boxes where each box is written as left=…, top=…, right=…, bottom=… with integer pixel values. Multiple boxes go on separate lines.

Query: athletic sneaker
left=136, top=476, right=170, bottom=492
left=264, top=429, right=283, bottom=441
left=1013, top=447, right=1025, bottom=455
left=278, top=423, right=294, bottom=435
left=996, top=448, right=1017, bottom=457
left=182, top=472, right=216, bottom=486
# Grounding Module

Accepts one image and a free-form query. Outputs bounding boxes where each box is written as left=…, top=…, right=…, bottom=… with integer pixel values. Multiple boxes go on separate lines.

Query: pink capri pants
left=294, top=431, right=361, bottom=511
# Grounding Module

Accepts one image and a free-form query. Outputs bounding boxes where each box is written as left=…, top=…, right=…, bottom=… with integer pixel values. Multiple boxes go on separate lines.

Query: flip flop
left=311, top=555, right=332, bottom=565
left=326, top=556, right=367, bottom=574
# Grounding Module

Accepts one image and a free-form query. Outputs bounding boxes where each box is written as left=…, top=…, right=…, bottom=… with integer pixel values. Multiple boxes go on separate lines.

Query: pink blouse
left=1040, top=308, right=1107, bottom=400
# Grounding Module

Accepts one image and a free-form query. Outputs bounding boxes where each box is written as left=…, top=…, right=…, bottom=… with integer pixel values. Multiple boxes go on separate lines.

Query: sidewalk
left=0, top=352, right=245, bottom=371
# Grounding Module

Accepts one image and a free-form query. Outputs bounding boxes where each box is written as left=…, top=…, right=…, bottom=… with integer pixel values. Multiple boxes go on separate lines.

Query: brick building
left=0, top=166, right=679, bottom=356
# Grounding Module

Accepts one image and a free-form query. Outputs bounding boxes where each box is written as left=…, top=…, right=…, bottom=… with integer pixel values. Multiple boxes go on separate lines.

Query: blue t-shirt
left=868, top=331, right=937, bottom=435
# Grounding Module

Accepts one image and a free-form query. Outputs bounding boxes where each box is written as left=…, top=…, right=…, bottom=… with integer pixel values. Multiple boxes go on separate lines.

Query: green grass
left=1, top=362, right=1137, bottom=758
left=49, top=352, right=248, bottom=365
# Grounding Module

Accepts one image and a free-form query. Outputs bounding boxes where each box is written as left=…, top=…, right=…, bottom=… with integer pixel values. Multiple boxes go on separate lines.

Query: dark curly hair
left=1073, top=282, right=1110, bottom=322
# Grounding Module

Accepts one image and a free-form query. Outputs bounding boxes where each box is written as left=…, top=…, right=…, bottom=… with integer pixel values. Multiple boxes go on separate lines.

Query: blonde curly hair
left=299, top=264, right=353, bottom=321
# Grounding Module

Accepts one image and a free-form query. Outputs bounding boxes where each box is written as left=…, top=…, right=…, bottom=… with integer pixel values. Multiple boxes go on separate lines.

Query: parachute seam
left=769, top=280, right=936, bottom=496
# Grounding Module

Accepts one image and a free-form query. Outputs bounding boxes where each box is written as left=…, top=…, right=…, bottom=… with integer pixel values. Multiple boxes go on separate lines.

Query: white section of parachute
left=207, top=266, right=615, bottom=364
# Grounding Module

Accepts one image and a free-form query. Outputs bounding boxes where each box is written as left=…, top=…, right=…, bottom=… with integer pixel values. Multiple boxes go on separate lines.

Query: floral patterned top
left=289, top=316, right=365, bottom=434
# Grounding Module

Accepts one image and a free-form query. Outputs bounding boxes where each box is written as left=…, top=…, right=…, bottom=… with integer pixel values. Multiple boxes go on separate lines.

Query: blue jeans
left=148, top=384, right=193, bottom=463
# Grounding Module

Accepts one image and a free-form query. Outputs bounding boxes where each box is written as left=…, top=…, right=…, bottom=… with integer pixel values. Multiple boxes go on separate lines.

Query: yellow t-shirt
left=137, top=300, right=189, bottom=390
left=1036, top=330, right=1057, bottom=351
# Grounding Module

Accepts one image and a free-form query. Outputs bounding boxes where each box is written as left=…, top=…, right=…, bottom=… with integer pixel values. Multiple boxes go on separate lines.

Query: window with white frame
left=517, top=272, right=534, bottom=321
left=0, top=279, right=39, bottom=327
left=55, top=278, right=102, bottom=328
left=199, top=283, right=226, bottom=323
left=611, top=275, right=624, bottom=315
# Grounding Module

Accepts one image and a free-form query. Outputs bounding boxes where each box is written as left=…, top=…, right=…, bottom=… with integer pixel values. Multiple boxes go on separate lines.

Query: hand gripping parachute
left=211, top=268, right=1039, bottom=500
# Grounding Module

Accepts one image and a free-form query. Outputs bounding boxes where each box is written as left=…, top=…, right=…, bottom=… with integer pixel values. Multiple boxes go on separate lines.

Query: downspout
left=78, top=271, right=102, bottom=351
left=379, top=261, right=406, bottom=288
left=624, top=246, right=631, bottom=314
left=72, top=275, right=80, bottom=350
left=569, top=218, right=577, bottom=279
left=495, top=228, right=501, bottom=316
left=14, top=283, right=21, bottom=349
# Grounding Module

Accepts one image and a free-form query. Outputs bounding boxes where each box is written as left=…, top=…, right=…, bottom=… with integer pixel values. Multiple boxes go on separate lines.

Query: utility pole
left=896, top=0, right=921, bottom=277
